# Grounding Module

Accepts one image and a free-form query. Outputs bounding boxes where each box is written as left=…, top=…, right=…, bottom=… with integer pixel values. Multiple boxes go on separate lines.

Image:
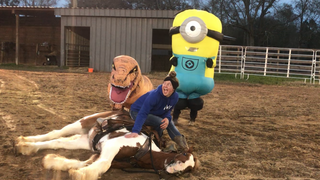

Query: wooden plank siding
left=55, top=8, right=178, bottom=73
left=0, top=7, right=61, bottom=65
left=0, top=18, right=60, bottom=65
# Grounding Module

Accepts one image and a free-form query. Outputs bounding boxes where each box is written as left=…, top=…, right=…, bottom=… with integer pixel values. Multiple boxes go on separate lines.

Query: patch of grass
left=215, top=73, right=308, bottom=85
left=150, top=71, right=311, bottom=85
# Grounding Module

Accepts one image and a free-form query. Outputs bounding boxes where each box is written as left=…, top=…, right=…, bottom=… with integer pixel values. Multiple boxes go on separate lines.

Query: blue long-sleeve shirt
left=130, top=85, right=179, bottom=134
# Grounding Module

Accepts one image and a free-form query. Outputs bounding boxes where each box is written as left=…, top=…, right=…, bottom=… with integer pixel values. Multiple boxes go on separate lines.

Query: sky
left=55, top=0, right=68, bottom=7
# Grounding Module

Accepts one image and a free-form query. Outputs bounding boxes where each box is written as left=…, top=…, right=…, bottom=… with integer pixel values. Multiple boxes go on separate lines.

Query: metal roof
left=55, top=8, right=180, bottom=18
left=0, top=6, right=55, bottom=15
left=0, top=6, right=54, bottom=10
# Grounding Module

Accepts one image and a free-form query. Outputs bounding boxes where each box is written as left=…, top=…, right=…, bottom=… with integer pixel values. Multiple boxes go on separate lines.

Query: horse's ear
left=187, top=146, right=194, bottom=153
left=192, top=156, right=201, bottom=171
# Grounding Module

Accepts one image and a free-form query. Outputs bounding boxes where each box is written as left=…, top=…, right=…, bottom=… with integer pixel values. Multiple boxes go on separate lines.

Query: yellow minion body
left=170, top=9, right=222, bottom=78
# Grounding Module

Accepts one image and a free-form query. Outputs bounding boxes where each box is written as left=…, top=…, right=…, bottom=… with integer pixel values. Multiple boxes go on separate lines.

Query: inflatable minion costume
left=169, top=9, right=233, bottom=125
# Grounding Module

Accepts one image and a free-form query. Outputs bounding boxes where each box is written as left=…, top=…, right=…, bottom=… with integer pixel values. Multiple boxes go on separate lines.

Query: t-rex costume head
left=108, top=55, right=153, bottom=110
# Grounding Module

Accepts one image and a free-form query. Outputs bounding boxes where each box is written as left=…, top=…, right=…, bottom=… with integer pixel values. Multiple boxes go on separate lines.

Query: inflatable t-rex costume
left=108, top=55, right=154, bottom=110
left=80, top=55, right=153, bottom=128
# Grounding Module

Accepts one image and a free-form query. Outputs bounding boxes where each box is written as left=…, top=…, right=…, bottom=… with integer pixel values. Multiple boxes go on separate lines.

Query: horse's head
left=164, top=152, right=200, bottom=175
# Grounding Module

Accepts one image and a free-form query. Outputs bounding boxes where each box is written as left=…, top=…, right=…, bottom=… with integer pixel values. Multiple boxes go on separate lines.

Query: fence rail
left=216, top=45, right=320, bottom=84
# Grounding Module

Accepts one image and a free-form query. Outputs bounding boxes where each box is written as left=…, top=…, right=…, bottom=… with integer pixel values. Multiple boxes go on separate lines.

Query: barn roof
left=54, top=8, right=180, bottom=18
left=0, top=6, right=180, bottom=18
left=0, top=6, right=55, bottom=16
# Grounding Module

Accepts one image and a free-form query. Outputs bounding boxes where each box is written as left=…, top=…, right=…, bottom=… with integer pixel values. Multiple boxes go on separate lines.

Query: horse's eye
left=183, top=153, right=187, bottom=156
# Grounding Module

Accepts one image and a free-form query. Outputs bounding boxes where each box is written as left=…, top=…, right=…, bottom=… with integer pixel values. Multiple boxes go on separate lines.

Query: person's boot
left=189, top=118, right=195, bottom=126
left=173, top=135, right=189, bottom=152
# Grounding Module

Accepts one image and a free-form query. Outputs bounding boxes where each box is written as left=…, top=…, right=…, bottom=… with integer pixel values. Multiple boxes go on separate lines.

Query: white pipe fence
left=216, top=45, right=320, bottom=84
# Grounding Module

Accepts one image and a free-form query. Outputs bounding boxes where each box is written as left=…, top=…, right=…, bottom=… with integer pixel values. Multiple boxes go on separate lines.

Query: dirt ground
left=1, top=68, right=320, bottom=180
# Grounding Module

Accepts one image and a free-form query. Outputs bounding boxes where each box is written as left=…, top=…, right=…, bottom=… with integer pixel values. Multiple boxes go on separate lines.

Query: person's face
left=162, top=80, right=175, bottom=97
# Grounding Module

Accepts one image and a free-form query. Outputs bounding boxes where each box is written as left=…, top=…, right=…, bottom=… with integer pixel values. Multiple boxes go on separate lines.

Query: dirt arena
left=0, top=68, right=320, bottom=180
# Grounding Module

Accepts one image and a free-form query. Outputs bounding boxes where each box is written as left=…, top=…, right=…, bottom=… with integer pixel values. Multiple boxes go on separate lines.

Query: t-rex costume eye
left=112, top=63, right=116, bottom=70
left=129, top=66, right=138, bottom=74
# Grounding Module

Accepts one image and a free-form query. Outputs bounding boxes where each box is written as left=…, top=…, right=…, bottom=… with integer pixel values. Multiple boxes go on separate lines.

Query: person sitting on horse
left=125, top=71, right=189, bottom=152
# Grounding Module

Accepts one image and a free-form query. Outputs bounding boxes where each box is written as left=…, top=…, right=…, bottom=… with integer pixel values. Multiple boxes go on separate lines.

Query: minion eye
left=185, top=21, right=202, bottom=38
left=180, top=17, right=207, bottom=43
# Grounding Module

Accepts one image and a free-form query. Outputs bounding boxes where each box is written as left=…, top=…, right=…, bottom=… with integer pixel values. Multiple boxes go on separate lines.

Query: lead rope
left=149, top=133, right=169, bottom=180
left=149, top=133, right=160, bottom=175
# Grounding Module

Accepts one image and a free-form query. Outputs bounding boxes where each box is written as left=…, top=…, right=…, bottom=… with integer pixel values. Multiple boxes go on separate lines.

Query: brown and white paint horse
left=15, top=110, right=198, bottom=180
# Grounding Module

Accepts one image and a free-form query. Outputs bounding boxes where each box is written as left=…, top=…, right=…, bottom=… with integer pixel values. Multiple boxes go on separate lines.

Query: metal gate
left=65, top=43, right=89, bottom=67
left=314, top=50, right=320, bottom=83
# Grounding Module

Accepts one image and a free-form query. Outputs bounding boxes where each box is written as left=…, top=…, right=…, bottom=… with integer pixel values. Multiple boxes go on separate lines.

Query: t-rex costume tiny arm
left=108, top=55, right=153, bottom=110
left=81, top=55, right=153, bottom=128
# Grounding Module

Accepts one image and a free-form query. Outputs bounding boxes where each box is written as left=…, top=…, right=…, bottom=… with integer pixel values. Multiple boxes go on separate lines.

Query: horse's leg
left=43, top=154, right=100, bottom=171
left=16, top=111, right=113, bottom=143
left=111, top=160, right=134, bottom=169
left=16, top=120, right=84, bottom=144
left=68, top=141, right=121, bottom=180
left=16, top=134, right=90, bottom=155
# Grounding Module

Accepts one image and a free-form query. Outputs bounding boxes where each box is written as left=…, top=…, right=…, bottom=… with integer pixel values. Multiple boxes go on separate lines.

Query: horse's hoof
left=15, top=142, right=38, bottom=155
left=69, top=169, right=85, bottom=180
left=43, top=154, right=64, bottom=170
left=69, top=167, right=99, bottom=180
left=15, top=136, right=27, bottom=144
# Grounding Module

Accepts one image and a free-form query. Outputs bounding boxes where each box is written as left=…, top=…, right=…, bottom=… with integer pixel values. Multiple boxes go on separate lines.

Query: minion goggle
left=169, top=16, right=233, bottom=44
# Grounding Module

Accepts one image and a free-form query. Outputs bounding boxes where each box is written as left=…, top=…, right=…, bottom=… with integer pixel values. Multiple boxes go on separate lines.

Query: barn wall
left=57, top=9, right=177, bottom=73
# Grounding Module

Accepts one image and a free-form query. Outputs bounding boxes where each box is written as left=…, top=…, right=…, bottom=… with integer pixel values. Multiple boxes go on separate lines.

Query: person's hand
left=160, top=118, right=169, bottom=129
left=125, top=132, right=139, bottom=138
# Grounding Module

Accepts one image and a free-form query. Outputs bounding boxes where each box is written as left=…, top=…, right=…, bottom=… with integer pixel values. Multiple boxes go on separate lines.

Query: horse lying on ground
left=15, top=110, right=198, bottom=180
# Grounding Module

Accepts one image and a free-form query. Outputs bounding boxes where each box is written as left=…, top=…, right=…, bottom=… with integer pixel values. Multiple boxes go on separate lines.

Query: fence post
left=286, top=49, right=291, bottom=77
left=264, top=48, right=268, bottom=76
left=66, top=43, right=68, bottom=66
left=312, top=51, right=317, bottom=84
left=218, top=45, right=222, bottom=73
left=241, top=47, right=247, bottom=79
left=0, top=42, right=4, bottom=64
left=78, top=45, right=81, bottom=66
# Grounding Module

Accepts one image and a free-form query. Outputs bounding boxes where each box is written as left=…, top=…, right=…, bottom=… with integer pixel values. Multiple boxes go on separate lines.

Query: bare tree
left=0, top=0, right=19, bottom=6
left=292, top=0, right=313, bottom=47
left=220, top=0, right=277, bottom=45
left=20, top=0, right=57, bottom=6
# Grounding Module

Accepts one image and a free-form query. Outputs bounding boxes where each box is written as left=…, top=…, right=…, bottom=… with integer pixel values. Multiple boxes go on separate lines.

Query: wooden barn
left=0, top=6, right=60, bottom=66
left=0, top=7, right=179, bottom=72
left=55, top=8, right=178, bottom=73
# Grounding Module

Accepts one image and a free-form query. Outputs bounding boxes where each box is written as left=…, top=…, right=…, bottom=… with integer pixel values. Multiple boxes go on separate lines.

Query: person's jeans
left=129, top=109, right=181, bottom=140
